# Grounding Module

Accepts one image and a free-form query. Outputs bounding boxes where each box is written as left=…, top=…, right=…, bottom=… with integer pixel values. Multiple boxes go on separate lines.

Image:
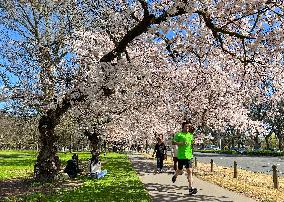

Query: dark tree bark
left=34, top=90, right=86, bottom=181
left=253, top=130, right=260, bottom=149
left=264, top=132, right=273, bottom=149
left=84, top=129, right=100, bottom=152
left=276, top=133, right=284, bottom=151
left=34, top=114, right=59, bottom=181
left=231, top=137, right=235, bottom=148
left=265, top=135, right=270, bottom=150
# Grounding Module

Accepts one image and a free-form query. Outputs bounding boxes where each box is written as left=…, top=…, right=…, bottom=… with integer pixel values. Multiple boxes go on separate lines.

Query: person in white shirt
left=89, top=150, right=107, bottom=179
left=171, top=134, right=178, bottom=171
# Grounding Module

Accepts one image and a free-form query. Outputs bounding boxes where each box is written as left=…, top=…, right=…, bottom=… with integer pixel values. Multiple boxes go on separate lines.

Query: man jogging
left=171, top=121, right=197, bottom=195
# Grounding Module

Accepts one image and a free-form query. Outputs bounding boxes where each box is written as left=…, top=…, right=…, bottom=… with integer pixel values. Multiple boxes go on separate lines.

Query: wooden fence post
left=233, top=161, right=237, bottom=178
left=194, top=157, right=197, bottom=167
left=272, top=165, right=279, bottom=189
left=210, top=159, right=213, bottom=172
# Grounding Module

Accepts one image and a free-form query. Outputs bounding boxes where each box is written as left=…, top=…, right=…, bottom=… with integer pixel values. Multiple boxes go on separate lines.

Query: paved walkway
left=128, top=154, right=257, bottom=202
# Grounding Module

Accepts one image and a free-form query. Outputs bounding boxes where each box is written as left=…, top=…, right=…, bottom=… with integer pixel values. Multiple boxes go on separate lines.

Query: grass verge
left=1, top=151, right=151, bottom=202
left=0, top=150, right=91, bottom=181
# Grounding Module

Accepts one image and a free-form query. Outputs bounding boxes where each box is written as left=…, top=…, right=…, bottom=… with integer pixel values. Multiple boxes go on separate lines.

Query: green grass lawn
left=0, top=150, right=90, bottom=180
left=0, top=150, right=151, bottom=202
left=0, top=150, right=37, bottom=180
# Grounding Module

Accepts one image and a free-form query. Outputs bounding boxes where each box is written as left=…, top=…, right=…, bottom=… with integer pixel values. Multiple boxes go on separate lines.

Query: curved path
left=128, top=153, right=257, bottom=202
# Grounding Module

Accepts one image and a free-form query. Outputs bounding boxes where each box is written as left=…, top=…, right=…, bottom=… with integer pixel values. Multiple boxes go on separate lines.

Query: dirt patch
left=0, top=159, right=91, bottom=200
left=0, top=175, right=84, bottom=199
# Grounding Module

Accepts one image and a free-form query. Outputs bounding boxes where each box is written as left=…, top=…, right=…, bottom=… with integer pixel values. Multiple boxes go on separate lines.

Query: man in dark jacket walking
left=153, top=134, right=167, bottom=173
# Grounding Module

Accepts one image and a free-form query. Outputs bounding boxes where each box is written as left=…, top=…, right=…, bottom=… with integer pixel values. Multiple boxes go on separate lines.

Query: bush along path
left=130, top=153, right=257, bottom=202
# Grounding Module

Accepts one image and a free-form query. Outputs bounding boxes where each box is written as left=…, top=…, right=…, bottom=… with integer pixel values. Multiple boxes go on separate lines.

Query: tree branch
left=195, top=10, right=255, bottom=40
left=137, top=0, right=149, bottom=17
left=100, top=3, right=258, bottom=63
left=100, top=14, right=155, bottom=62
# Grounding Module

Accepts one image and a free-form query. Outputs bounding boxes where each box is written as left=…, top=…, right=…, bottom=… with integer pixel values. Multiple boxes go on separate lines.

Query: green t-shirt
left=174, top=132, right=193, bottom=159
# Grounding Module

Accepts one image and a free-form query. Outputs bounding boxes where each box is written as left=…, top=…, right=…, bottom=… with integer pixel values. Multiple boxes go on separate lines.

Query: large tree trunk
left=253, top=130, right=260, bottom=149
left=231, top=137, right=235, bottom=148
left=264, top=133, right=272, bottom=149
left=84, top=130, right=100, bottom=152
left=34, top=90, right=86, bottom=181
left=34, top=114, right=59, bottom=181
left=278, top=135, right=283, bottom=151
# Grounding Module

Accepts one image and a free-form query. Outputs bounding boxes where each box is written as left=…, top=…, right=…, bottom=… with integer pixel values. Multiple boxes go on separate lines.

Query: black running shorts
left=178, top=159, right=193, bottom=170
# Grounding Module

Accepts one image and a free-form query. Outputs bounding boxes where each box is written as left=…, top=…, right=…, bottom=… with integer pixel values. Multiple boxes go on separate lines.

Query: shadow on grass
left=2, top=152, right=151, bottom=202
left=42, top=178, right=150, bottom=202
left=0, top=177, right=84, bottom=201
left=0, top=159, right=36, bottom=167
left=0, top=153, right=35, bottom=159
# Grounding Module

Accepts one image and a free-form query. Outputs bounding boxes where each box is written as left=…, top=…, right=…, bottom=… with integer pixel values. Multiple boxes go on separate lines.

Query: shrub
left=195, top=150, right=237, bottom=155
left=245, top=150, right=284, bottom=157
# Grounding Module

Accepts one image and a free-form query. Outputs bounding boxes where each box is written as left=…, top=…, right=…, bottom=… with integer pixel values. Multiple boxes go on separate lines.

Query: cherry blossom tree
left=73, top=30, right=256, bottom=149
left=0, top=0, right=86, bottom=180
left=0, top=0, right=284, bottom=181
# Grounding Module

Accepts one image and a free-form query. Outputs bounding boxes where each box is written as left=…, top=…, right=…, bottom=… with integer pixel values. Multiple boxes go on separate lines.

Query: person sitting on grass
left=89, top=150, right=107, bottom=179
left=64, top=154, right=80, bottom=178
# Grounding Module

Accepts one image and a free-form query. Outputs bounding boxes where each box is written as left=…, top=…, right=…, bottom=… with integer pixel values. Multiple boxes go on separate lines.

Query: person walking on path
left=152, top=134, right=167, bottom=173
left=171, top=121, right=197, bottom=195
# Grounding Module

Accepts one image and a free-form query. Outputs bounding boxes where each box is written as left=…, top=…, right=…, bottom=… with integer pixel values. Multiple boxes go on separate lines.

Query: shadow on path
left=130, top=156, right=173, bottom=175
left=144, top=182, right=234, bottom=202
left=129, top=154, right=237, bottom=202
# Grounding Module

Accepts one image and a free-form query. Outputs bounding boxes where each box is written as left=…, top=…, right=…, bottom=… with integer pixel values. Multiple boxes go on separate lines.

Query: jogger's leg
left=186, top=167, right=193, bottom=188
left=173, top=157, right=178, bottom=171
left=172, top=159, right=184, bottom=183
left=186, top=159, right=197, bottom=194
